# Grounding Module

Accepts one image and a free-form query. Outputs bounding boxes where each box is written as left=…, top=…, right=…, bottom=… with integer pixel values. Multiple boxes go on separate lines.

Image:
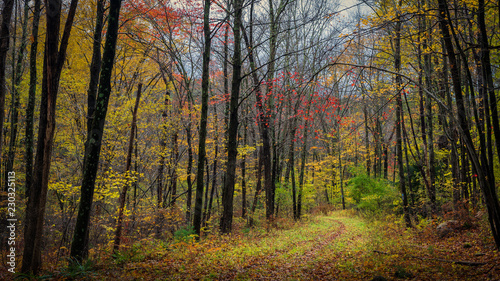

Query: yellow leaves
left=237, top=144, right=256, bottom=158
left=49, top=182, right=80, bottom=205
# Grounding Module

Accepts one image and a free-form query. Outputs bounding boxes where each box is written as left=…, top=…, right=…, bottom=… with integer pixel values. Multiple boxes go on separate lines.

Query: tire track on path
left=221, top=216, right=346, bottom=280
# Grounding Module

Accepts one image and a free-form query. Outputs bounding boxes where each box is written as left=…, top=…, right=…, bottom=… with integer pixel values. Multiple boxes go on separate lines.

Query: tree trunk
left=0, top=0, right=15, bottom=181
left=205, top=136, right=218, bottom=223
left=69, top=0, right=122, bottom=261
left=364, top=102, right=371, bottom=177
left=113, top=83, right=142, bottom=253
left=339, top=140, right=345, bottom=210
left=220, top=0, right=242, bottom=234
left=170, top=131, right=178, bottom=205
left=241, top=125, right=247, bottom=218
left=5, top=0, right=29, bottom=190
left=185, top=123, right=193, bottom=223
left=421, top=6, right=436, bottom=212
left=252, top=148, right=263, bottom=214
left=437, top=0, right=500, bottom=249
left=86, top=0, right=105, bottom=138
left=477, top=0, right=500, bottom=163
left=297, top=120, right=309, bottom=219
left=25, top=0, right=41, bottom=198
left=288, top=125, right=297, bottom=218
left=394, top=0, right=412, bottom=228
left=243, top=0, right=274, bottom=220
left=441, top=46, right=460, bottom=208
left=22, top=0, right=79, bottom=273
left=193, top=0, right=212, bottom=238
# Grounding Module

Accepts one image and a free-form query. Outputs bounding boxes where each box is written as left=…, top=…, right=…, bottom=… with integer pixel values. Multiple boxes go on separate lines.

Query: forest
left=0, top=0, right=500, bottom=279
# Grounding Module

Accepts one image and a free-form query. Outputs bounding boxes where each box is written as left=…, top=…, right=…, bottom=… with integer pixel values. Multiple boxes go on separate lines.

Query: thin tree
left=394, top=0, right=411, bottom=228
left=25, top=0, right=41, bottom=198
left=113, top=83, right=142, bottom=253
left=5, top=0, right=29, bottom=191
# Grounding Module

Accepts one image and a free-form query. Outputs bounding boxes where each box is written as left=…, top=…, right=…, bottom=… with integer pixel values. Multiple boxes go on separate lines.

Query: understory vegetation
left=9, top=210, right=500, bottom=280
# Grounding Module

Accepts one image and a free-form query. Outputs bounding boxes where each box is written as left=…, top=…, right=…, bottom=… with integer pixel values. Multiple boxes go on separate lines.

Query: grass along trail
left=58, top=210, right=499, bottom=280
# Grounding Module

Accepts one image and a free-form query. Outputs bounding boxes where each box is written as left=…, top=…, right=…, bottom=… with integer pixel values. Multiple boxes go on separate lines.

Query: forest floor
left=9, top=210, right=500, bottom=280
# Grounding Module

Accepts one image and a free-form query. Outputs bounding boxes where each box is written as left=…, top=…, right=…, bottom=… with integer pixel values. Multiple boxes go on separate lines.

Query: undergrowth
left=10, top=210, right=499, bottom=280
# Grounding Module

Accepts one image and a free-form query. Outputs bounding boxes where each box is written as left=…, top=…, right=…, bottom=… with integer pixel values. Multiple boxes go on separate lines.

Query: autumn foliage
left=0, top=0, right=499, bottom=279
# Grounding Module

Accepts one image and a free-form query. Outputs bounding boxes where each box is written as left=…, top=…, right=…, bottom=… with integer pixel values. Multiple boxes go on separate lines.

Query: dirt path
left=218, top=217, right=347, bottom=280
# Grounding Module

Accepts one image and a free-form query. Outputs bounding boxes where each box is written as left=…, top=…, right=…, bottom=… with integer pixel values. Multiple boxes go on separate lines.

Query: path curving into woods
left=77, top=211, right=500, bottom=280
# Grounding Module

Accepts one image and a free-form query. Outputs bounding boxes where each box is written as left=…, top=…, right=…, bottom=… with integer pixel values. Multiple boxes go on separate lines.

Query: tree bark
left=86, top=0, right=105, bottom=138
left=477, top=0, right=500, bottom=163
left=0, top=0, right=15, bottom=182
left=193, top=0, right=212, bottom=238
left=22, top=0, right=79, bottom=273
left=69, top=0, right=122, bottom=261
left=220, top=0, right=242, bottom=234
left=437, top=0, right=500, bottom=249
left=25, top=0, right=41, bottom=198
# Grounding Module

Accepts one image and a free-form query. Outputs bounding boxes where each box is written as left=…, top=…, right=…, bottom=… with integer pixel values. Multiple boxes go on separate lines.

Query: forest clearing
left=1, top=0, right=500, bottom=279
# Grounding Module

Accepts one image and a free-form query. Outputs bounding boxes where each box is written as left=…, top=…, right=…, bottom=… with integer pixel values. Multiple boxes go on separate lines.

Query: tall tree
left=477, top=0, right=500, bottom=163
left=193, top=0, right=212, bottom=238
left=25, top=0, right=41, bottom=198
left=437, top=0, right=500, bottom=249
left=86, top=0, right=105, bottom=137
left=0, top=0, right=15, bottom=178
left=22, top=0, right=79, bottom=274
left=394, top=0, right=411, bottom=228
left=5, top=0, right=30, bottom=190
left=70, top=0, right=123, bottom=261
left=220, top=0, right=243, bottom=234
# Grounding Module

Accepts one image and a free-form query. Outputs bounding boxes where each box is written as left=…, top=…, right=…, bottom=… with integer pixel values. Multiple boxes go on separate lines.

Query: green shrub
left=348, top=173, right=398, bottom=214
left=174, top=225, right=197, bottom=242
